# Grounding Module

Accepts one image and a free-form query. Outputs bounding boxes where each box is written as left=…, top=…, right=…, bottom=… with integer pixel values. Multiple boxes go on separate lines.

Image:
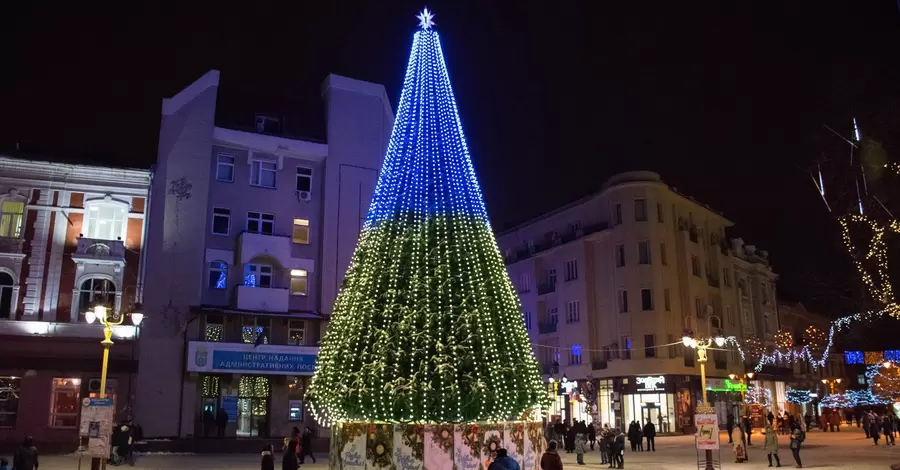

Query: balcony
left=537, top=282, right=556, bottom=295
left=538, top=322, right=558, bottom=334
left=0, top=319, right=137, bottom=340
left=72, top=237, right=126, bottom=267
left=235, top=285, right=290, bottom=313
left=238, top=232, right=293, bottom=265
left=0, top=237, right=25, bottom=257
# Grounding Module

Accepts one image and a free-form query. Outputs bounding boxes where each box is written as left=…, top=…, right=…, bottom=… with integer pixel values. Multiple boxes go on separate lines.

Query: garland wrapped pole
left=307, top=9, right=547, bottom=470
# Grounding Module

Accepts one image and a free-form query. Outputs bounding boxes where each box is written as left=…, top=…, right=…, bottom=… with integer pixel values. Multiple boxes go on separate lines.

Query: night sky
left=5, top=1, right=900, bottom=322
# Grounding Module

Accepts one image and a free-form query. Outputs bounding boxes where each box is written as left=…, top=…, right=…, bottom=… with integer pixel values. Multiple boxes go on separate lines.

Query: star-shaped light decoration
left=416, top=8, right=435, bottom=30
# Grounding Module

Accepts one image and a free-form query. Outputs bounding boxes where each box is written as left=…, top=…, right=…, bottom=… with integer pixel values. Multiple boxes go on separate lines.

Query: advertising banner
left=694, top=411, right=719, bottom=450
left=187, top=341, right=318, bottom=375
left=79, top=397, right=114, bottom=458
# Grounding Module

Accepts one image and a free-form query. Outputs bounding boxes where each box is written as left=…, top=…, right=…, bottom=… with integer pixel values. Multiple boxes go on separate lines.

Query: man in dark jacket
left=216, top=407, right=228, bottom=437
left=299, top=426, right=317, bottom=463
left=726, top=414, right=735, bottom=443
left=643, top=420, right=656, bottom=451
left=13, top=436, right=38, bottom=470
left=742, top=415, right=753, bottom=445
left=202, top=407, right=215, bottom=438
left=488, top=448, right=521, bottom=470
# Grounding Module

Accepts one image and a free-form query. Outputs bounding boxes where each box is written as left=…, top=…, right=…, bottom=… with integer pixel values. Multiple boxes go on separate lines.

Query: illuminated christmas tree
left=307, top=9, right=545, bottom=424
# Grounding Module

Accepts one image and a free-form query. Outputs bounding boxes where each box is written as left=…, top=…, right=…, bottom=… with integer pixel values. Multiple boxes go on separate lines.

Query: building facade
left=136, top=70, right=393, bottom=439
left=0, top=156, right=150, bottom=445
left=498, top=171, right=779, bottom=433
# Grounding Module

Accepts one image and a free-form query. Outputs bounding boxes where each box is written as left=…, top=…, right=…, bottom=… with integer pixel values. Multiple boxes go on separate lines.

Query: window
left=684, top=351, right=695, bottom=367
left=657, top=203, right=664, bottom=223
left=244, top=264, right=273, bottom=288
left=202, top=375, right=221, bottom=398
left=208, top=261, right=227, bottom=289
left=564, top=259, right=578, bottom=281
left=723, top=268, right=732, bottom=287
left=84, top=202, right=126, bottom=241
left=691, top=255, right=701, bottom=277
left=288, top=320, right=305, bottom=346
left=0, top=200, right=25, bottom=238
left=612, top=203, right=623, bottom=226
left=618, top=289, right=628, bottom=313
left=547, top=269, right=557, bottom=288
left=292, top=219, right=310, bottom=244
left=205, top=315, right=224, bottom=342
left=664, top=288, right=671, bottom=311
left=641, top=288, right=653, bottom=311
left=638, top=241, right=651, bottom=265
left=695, top=297, right=705, bottom=318
left=570, top=221, right=582, bottom=233
left=247, top=212, right=274, bottom=235
left=76, top=278, right=116, bottom=320
left=566, top=301, right=580, bottom=323
left=644, top=334, right=656, bottom=358
left=523, top=311, right=533, bottom=330
left=241, top=317, right=270, bottom=344
left=725, top=305, right=734, bottom=325
left=519, top=273, right=531, bottom=293
left=549, top=308, right=558, bottom=325
left=615, top=244, right=625, bottom=267
left=634, top=199, right=648, bottom=222
left=570, top=344, right=583, bottom=365
left=212, top=208, right=231, bottom=235
left=250, top=159, right=277, bottom=188
left=0, top=377, right=20, bottom=427
left=296, top=167, right=313, bottom=192
left=660, top=243, right=667, bottom=266
left=50, top=378, right=80, bottom=428
left=290, top=269, right=308, bottom=296
left=622, top=337, right=632, bottom=360
left=216, top=154, right=235, bottom=182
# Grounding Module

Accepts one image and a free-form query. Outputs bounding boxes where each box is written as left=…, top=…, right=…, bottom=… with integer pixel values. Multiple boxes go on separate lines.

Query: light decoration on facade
left=305, top=10, right=547, bottom=425
left=745, top=385, right=772, bottom=407
left=785, top=387, right=813, bottom=404
left=803, top=326, right=827, bottom=355
left=774, top=329, right=793, bottom=350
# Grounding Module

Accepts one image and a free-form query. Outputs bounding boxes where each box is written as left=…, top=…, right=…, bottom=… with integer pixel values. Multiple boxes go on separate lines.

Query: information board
left=79, top=397, right=114, bottom=458
left=694, top=410, right=719, bottom=450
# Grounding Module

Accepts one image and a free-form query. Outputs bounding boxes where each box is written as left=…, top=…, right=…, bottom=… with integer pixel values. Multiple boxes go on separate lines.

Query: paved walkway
left=28, top=427, right=900, bottom=469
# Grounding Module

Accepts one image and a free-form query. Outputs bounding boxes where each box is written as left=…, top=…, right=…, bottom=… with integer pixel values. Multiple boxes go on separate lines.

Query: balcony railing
left=72, top=237, right=125, bottom=264
left=537, top=282, right=556, bottom=295
left=235, top=285, right=290, bottom=313
left=503, top=222, right=609, bottom=265
left=538, top=322, right=558, bottom=334
left=0, top=237, right=25, bottom=256
left=0, top=319, right=137, bottom=340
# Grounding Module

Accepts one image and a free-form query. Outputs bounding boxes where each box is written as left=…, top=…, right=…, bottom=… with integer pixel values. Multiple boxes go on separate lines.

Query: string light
left=774, top=329, right=793, bottom=350
left=745, top=385, right=772, bottom=407
left=785, top=388, right=813, bottom=405
left=306, top=14, right=547, bottom=425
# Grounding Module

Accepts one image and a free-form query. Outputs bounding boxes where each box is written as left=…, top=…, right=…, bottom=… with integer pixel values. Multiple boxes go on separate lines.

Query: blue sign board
left=88, top=398, right=113, bottom=407
left=211, top=350, right=317, bottom=373
left=221, top=395, right=238, bottom=423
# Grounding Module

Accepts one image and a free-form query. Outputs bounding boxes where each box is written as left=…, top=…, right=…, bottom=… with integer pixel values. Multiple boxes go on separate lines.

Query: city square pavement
left=29, top=427, right=900, bottom=469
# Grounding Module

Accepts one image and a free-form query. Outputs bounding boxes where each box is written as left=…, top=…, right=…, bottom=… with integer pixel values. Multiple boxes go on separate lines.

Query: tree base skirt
left=329, top=421, right=545, bottom=470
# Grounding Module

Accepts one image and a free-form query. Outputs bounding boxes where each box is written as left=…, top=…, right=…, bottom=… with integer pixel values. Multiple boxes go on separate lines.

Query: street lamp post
left=684, top=330, right=726, bottom=470
left=728, top=372, right=754, bottom=415
left=85, top=304, right=144, bottom=470
left=821, top=378, right=842, bottom=395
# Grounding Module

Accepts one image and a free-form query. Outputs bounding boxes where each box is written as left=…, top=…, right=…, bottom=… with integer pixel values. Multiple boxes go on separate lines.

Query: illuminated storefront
left=546, top=378, right=592, bottom=425
left=621, top=375, right=676, bottom=433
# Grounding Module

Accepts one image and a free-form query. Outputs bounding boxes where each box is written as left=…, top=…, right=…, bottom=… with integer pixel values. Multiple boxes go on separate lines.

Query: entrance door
left=641, top=403, right=660, bottom=428
left=237, top=397, right=269, bottom=437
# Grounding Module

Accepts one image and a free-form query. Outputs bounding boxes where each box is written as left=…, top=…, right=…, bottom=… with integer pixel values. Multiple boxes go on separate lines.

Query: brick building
left=0, top=156, right=150, bottom=445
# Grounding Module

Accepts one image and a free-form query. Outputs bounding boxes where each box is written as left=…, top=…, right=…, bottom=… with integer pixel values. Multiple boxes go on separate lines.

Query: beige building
left=498, top=171, right=779, bottom=433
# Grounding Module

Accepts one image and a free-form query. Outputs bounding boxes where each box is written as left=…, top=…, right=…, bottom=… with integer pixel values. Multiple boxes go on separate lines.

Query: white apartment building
left=498, top=171, right=779, bottom=433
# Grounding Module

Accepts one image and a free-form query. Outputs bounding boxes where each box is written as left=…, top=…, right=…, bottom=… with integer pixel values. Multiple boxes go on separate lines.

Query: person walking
left=883, top=415, right=896, bottom=446
left=587, top=422, right=596, bottom=451
left=613, top=428, right=626, bottom=469
left=554, top=419, right=566, bottom=445
left=767, top=410, right=775, bottom=427
left=488, top=449, right=521, bottom=470
left=12, top=436, right=38, bottom=470
left=789, top=423, right=804, bottom=468
left=627, top=421, right=638, bottom=452
left=829, top=410, right=840, bottom=432
left=870, top=415, right=881, bottom=445
left=299, top=426, right=317, bottom=463
left=598, top=428, right=610, bottom=466
left=261, top=444, right=275, bottom=470
left=763, top=424, right=781, bottom=467
left=743, top=415, right=753, bottom=445
left=863, top=411, right=871, bottom=438
left=540, top=440, right=563, bottom=470
left=574, top=432, right=587, bottom=465
left=282, top=427, right=300, bottom=470
left=642, top=420, right=656, bottom=451
left=546, top=423, right=557, bottom=447
left=727, top=414, right=735, bottom=443
left=215, top=407, right=228, bottom=437
left=565, top=424, right=576, bottom=453
left=202, top=406, right=215, bottom=438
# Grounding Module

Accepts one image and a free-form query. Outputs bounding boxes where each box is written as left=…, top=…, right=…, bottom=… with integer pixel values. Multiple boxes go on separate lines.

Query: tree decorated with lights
left=307, top=9, right=546, bottom=425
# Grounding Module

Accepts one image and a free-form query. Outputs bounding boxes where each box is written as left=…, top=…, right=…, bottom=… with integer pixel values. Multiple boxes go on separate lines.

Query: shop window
left=208, top=261, right=227, bottom=290
left=290, top=270, right=308, bottom=296
left=0, top=377, right=20, bottom=428
left=237, top=376, right=270, bottom=437
left=76, top=278, right=116, bottom=320
left=292, top=219, right=310, bottom=244
left=216, top=154, right=235, bottom=183
left=244, top=264, right=273, bottom=288
left=50, top=378, right=81, bottom=428
left=247, top=212, right=274, bottom=235
left=288, top=320, right=305, bottom=346
left=0, top=199, right=25, bottom=238
left=205, top=315, right=224, bottom=342
left=242, top=317, right=270, bottom=344
left=84, top=201, right=127, bottom=241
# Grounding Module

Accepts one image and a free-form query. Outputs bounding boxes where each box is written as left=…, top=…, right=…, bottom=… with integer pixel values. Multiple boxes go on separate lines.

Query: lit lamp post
left=821, top=378, right=841, bottom=395
left=85, top=304, right=144, bottom=470
left=728, top=372, right=754, bottom=403
left=683, top=330, right=726, bottom=470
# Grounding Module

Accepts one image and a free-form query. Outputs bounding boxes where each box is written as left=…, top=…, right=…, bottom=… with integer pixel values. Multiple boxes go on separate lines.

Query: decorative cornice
left=0, top=156, right=151, bottom=190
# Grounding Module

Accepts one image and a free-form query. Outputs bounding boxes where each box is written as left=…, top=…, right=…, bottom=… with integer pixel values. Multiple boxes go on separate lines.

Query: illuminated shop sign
left=635, top=375, right=666, bottom=392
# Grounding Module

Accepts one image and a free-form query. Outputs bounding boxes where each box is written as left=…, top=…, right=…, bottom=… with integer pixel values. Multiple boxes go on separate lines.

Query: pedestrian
left=727, top=414, right=735, bottom=443
left=587, top=422, right=596, bottom=451
left=870, top=415, right=881, bottom=445
left=768, top=410, right=775, bottom=427
left=282, top=429, right=300, bottom=470
left=566, top=424, right=576, bottom=453
left=598, top=429, right=610, bottom=465
left=855, top=411, right=861, bottom=428
left=883, top=415, right=896, bottom=446
left=642, top=420, right=656, bottom=451
left=299, top=426, right=317, bottom=463
left=12, top=436, right=38, bottom=470
left=215, top=407, right=228, bottom=437
left=540, top=440, right=563, bottom=470
left=863, top=411, right=871, bottom=438
left=763, top=424, right=781, bottom=467
left=627, top=421, right=638, bottom=451
left=261, top=444, right=275, bottom=470
left=0, top=458, right=8, bottom=470
left=546, top=423, right=557, bottom=447
left=202, top=406, right=215, bottom=438
left=733, top=425, right=748, bottom=463
left=554, top=419, right=566, bottom=445
left=613, top=428, right=626, bottom=469
left=776, top=414, right=785, bottom=435
left=803, top=412, right=812, bottom=433
left=789, top=423, right=804, bottom=468
left=829, top=410, right=840, bottom=432
left=743, top=415, right=753, bottom=445
left=574, top=432, right=587, bottom=465
left=488, top=449, right=521, bottom=470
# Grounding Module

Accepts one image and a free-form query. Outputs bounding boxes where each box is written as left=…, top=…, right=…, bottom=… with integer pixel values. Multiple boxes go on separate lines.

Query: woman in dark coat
left=565, top=424, right=576, bottom=453
left=587, top=423, right=596, bottom=450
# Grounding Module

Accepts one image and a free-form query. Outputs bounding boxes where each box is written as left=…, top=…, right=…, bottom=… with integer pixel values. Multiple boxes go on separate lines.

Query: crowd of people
left=544, top=418, right=659, bottom=469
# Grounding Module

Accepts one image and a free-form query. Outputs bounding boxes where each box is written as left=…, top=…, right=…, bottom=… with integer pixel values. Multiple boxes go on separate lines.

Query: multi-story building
left=0, top=156, right=150, bottom=445
left=498, top=171, right=778, bottom=433
left=136, top=70, right=393, bottom=439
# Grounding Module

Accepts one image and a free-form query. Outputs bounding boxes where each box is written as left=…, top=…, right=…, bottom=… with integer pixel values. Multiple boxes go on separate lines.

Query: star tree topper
left=417, top=7, right=435, bottom=30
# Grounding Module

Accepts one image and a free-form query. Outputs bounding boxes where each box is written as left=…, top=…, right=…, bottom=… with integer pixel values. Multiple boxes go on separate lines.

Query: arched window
left=0, top=272, right=14, bottom=319
left=710, top=315, right=723, bottom=330
left=76, top=278, right=116, bottom=320
left=208, top=262, right=227, bottom=290
left=83, top=200, right=127, bottom=241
